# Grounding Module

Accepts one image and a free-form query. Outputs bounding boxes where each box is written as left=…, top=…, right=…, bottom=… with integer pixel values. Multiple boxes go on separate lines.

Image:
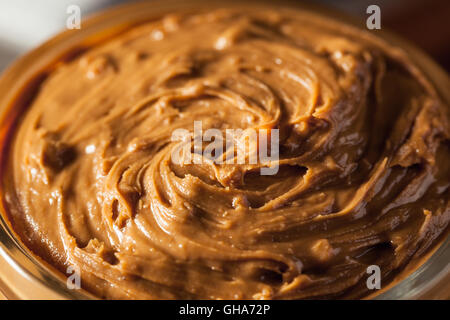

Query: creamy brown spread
left=3, top=7, right=450, bottom=299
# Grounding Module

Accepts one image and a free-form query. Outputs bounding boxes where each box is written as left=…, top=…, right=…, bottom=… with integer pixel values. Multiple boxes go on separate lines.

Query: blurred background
left=0, top=0, right=449, bottom=72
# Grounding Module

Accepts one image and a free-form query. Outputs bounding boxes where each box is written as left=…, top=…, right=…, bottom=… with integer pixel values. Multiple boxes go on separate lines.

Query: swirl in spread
left=4, top=8, right=450, bottom=299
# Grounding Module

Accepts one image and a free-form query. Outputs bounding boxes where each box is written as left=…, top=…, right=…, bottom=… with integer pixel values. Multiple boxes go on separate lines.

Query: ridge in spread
left=4, top=8, right=449, bottom=299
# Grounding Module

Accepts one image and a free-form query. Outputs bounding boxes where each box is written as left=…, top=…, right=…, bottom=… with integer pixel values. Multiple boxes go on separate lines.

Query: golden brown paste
left=4, top=7, right=450, bottom=299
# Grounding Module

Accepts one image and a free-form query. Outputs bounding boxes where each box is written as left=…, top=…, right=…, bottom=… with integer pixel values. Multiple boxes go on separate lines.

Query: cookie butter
left=3, top=7, right=449, bottom=299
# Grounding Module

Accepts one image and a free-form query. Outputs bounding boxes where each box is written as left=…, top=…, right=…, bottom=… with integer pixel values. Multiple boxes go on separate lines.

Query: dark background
left=320, top=0, right=450, bottom=71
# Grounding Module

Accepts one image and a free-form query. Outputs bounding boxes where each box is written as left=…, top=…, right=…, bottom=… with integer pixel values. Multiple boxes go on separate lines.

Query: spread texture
left=4, top=7, right=450, bottom=299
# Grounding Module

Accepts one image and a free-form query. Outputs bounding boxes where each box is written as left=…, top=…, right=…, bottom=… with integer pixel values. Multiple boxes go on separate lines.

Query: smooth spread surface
left=4, top=8, right=450, bottom=299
